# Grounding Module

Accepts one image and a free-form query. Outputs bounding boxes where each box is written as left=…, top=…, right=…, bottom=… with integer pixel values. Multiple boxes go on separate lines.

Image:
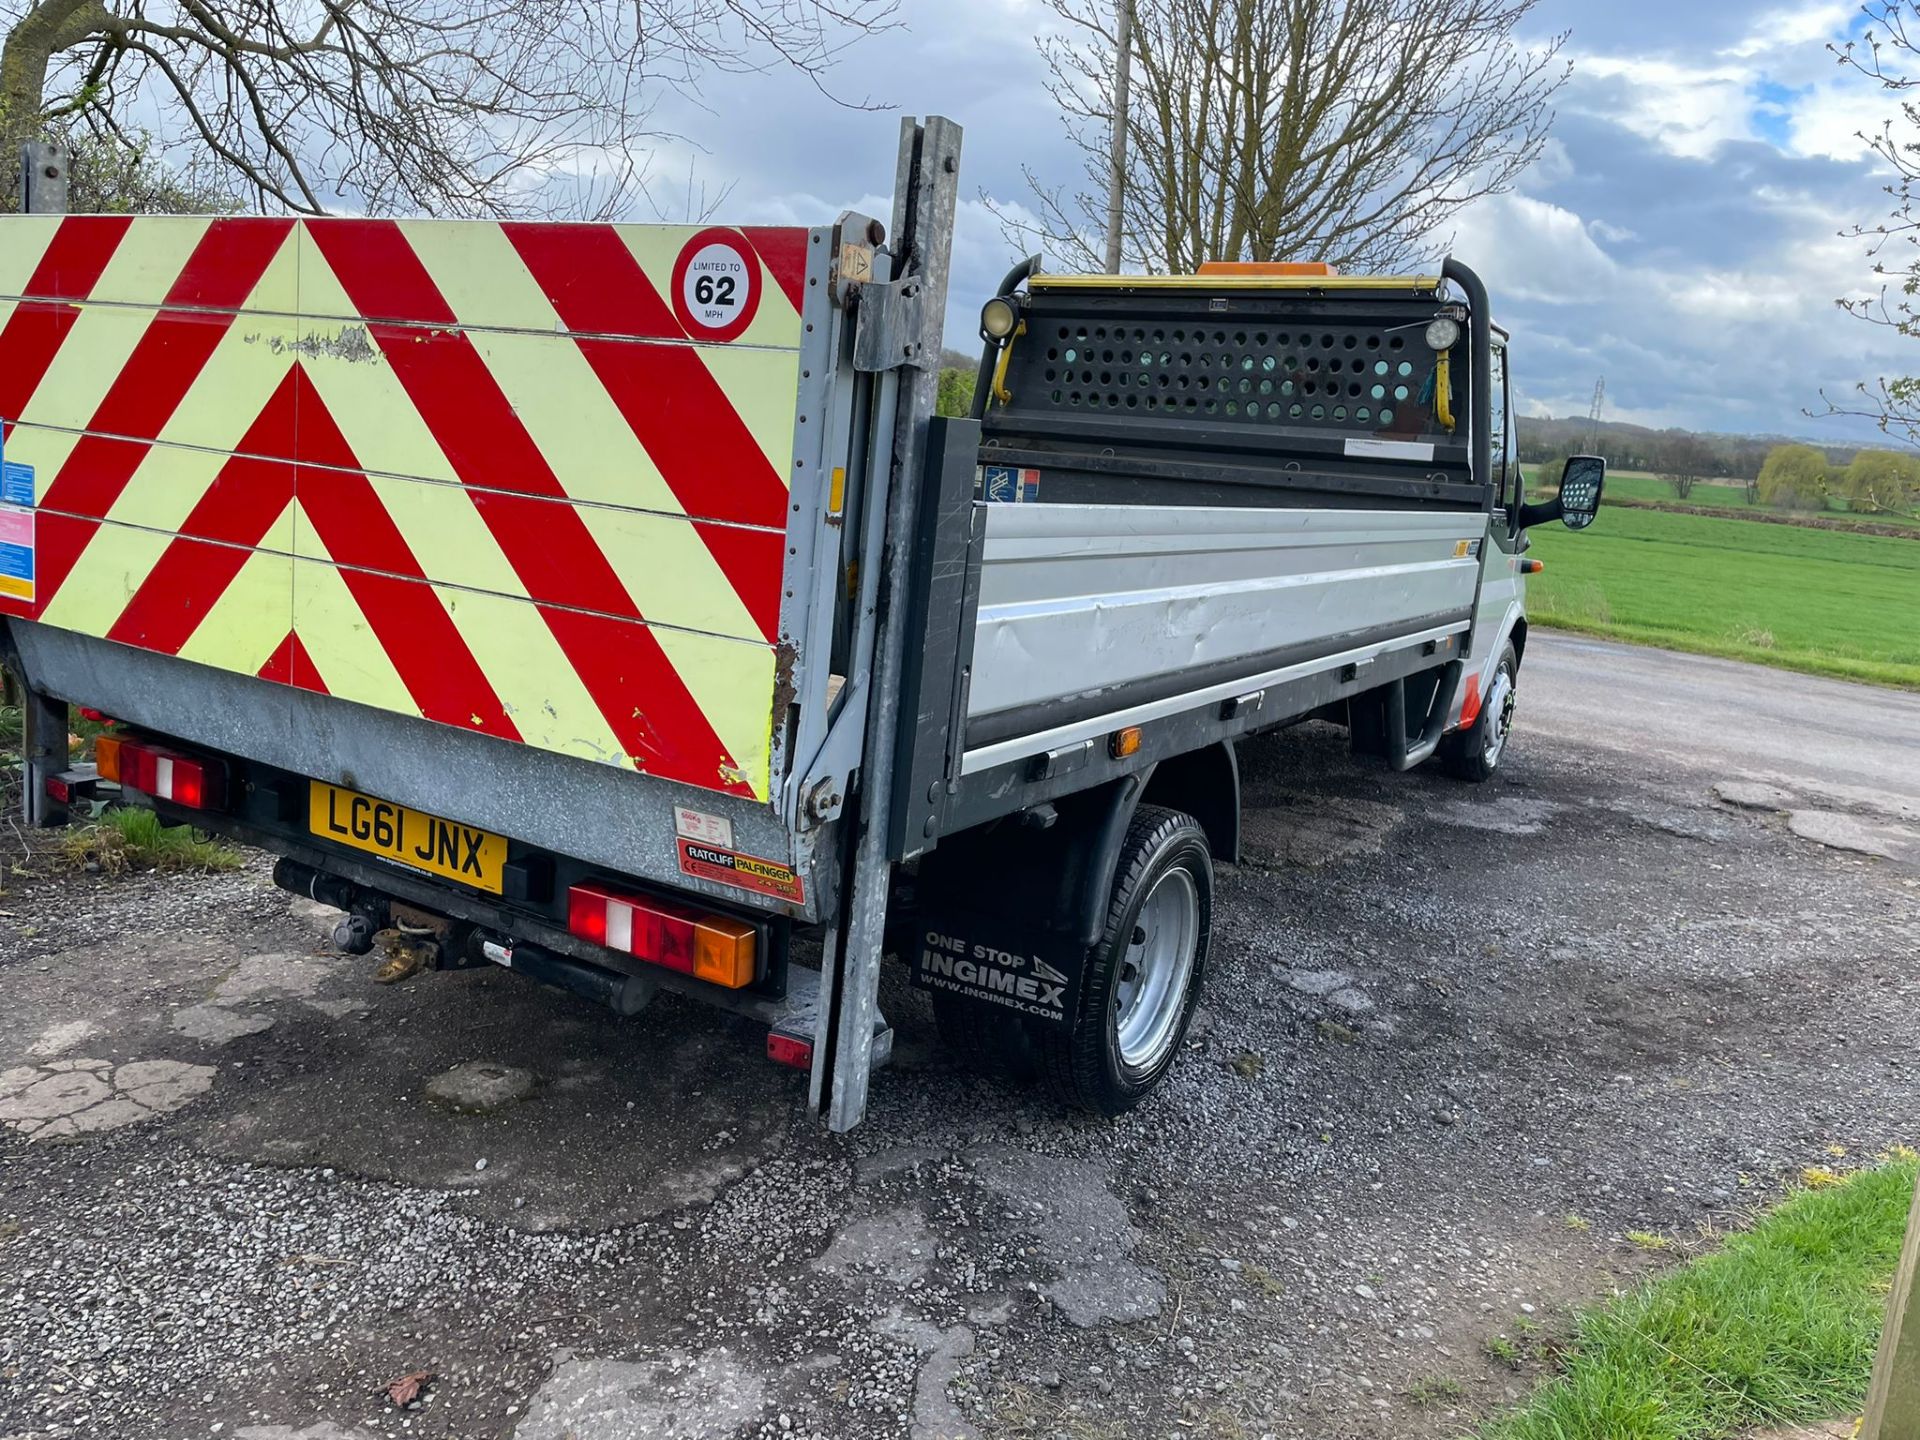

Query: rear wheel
left=1037, top=806, right=1212, bottom=1115
left=1441, top=642, right=1518, bottom=782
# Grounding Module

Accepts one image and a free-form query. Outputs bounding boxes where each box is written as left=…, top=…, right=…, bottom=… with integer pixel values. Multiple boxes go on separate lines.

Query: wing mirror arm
left=1516, top=496, right=1561, bottom=529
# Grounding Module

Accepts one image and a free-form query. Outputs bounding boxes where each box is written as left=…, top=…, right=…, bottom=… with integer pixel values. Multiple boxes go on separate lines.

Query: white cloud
left=1724, top=0, right=1858, bottom=58
left=1449, top=193, right=1621, bottom=304
left=1571, top=54, right=1757, bottom=159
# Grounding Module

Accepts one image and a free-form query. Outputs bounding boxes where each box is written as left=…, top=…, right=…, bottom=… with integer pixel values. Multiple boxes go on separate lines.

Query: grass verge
left=1480, top=1157, right=1917, bottom=1440
left=57, top=806, right=244, bottom=875
left=1526, top=504, right=1920, bottom=689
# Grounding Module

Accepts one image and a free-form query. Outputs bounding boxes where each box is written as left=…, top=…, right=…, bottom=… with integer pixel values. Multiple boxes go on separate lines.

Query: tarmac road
left=0, top=631, right=1916, bottom=1440
left=1525, top=632, right=1920, bottom=814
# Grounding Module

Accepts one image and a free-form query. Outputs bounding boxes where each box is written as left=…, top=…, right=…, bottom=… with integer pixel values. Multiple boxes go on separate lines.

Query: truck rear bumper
left=7, top=620, right=831, bottom=924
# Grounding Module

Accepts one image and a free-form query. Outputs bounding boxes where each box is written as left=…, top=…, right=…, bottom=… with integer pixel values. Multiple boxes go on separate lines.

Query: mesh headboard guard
left=982, top=283, right=1487, bottom=509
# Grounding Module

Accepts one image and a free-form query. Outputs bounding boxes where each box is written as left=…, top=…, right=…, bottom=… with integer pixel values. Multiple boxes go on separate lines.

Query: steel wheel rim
left=1483, top=667, right=1516, bottom=768
left=1112, top=866, right=1199, bottom=1071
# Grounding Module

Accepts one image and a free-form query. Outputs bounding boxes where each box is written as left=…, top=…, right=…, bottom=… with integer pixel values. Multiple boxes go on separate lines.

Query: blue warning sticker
left=981, top=465, right=1040, bottom=503
left=1, top=460, right=33, bottom=508
left=0, top=503, right=34, bottom=602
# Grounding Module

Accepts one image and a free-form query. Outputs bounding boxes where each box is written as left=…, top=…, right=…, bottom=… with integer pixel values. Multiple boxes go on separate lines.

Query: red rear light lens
left=567, top=882, right=757, bottom=988
left=93, top=736, right=226, bottom=810
left=567, top=886, right=610, bottom=947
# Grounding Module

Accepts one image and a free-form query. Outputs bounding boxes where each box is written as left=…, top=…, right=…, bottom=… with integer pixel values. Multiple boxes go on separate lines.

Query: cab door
left=1458, top=339, right=1524, bottom=723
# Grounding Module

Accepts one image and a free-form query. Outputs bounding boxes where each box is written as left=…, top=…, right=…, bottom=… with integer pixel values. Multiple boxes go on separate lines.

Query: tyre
left=1037, top=805, right=1212, bottom=1116
left=1440, top=642, right=1518, bottom=782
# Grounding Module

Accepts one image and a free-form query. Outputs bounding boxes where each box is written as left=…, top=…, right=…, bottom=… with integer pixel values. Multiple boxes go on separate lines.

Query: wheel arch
left=915, top=743, right=1237, bottom=949
left=1139, top=742, right=1239, bottom=867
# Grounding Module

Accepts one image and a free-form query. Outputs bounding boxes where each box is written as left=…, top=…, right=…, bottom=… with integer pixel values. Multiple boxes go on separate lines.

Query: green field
left=1527, top=504, right=1920, bottom=688
left=1590, top=470, right=1920, bottom=532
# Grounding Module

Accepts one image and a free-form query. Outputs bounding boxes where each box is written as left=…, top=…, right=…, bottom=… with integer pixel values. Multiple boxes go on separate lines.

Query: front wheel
left=1440, top=642, right=1518, bottom=782
left=1038, top=806, right=1212, bottom=1116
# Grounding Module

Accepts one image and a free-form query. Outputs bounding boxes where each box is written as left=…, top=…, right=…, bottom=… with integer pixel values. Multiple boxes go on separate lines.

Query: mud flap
left=908, top=910, right=1086, bottom=1028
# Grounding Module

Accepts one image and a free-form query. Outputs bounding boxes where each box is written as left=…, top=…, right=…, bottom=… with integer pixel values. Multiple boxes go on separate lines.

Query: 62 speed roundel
left=672, top=227, right=763, bottom=342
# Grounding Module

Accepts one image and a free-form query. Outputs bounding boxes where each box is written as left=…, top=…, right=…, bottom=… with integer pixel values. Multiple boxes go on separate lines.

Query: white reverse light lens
left=981, top=296, right=1020, bottom=340
left=1425, top=316, right=1462, bottom=351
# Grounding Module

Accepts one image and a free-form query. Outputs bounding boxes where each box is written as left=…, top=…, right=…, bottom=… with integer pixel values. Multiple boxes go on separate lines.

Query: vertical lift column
left=808, top=116, right=962, bottom=1132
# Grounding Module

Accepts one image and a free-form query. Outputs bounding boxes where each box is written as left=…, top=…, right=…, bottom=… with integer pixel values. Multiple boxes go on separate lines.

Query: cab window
left=1489, top=342, right=1512, bottom=503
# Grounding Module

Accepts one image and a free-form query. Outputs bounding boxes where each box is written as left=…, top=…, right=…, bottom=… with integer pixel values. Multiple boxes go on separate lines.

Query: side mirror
left=1557, top=454, right=1606, bottom=530
left=1517, top=453, right=1607, bottom=531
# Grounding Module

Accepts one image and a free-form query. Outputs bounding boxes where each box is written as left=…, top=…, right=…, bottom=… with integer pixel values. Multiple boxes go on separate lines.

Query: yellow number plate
left=308, top=782, right=507, bottom=894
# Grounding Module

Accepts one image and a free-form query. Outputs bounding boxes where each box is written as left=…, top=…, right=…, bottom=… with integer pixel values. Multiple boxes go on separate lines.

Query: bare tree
left=0, top=0, right=895, bottom=218
left=1653, top=433, right=1714, bottom=501
left=1827, top=3, right=1920, bottom=441
left=992, top=0, right=1569, bottom=274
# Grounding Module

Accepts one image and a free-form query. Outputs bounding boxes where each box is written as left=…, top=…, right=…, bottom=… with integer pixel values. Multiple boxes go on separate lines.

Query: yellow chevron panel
left=89, top=218, right=217, bottom=306
left=0, top=217, right=61, bottom=299
left=690, top=344, right=800, bottom=496
left=618, top=226, right=803, bottom=351
left=38, top=520, right=172, bottom=638
left=174, top=515, right=296, bottom=677
left=652, top=626, right=777, bottom=799
left=316, top=226, right=767, bottom=643
left=431, top=584, right=639, bottom=772
left=13, top=219, right=216, bottom=487
left=107, top=243, right=301, bottom=533
left=290, top=540, right=416, bottom=719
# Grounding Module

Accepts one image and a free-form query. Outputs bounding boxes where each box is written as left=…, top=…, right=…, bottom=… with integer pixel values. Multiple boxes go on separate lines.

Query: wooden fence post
left=1863, top=1169, right=1920, bottom=1438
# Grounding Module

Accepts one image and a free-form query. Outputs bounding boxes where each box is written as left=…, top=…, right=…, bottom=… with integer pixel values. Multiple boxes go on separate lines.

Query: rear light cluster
left=566, top=882, right=757, bottom=989
left=93, top=735, right=227, bottom=810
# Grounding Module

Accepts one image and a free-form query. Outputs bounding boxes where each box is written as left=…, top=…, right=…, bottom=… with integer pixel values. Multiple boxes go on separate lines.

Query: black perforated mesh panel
left=1030, top=320, right=1448, bottom=433
left=981, top=284, right=1485, bottom=507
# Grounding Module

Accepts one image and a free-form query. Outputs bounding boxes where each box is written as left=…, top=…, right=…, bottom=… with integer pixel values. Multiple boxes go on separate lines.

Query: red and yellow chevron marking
left=0, top=215, right=816, bottom=802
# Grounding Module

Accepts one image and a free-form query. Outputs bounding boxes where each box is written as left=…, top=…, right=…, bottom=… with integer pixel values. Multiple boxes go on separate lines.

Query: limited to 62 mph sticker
left=671, top=227, right=762, bottom=343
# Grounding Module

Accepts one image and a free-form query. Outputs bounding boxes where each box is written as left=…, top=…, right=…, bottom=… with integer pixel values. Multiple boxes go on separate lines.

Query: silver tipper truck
left=0, top=118, right=1603, bottom=1129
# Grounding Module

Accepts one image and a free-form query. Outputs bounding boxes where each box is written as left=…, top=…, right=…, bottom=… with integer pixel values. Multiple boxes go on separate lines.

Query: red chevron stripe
left=289, top=367, right=521, bottom=742
left=502, top=224, right=790, bottom=527
left=503, top=223, right=789, bottom=639
left=742, top=227, right=810, bottom=314
left=289, top=634, right=330, bottom=694
left=304, top=221, right=750, bottom=794
left=106, top=374, right=298, bottom=654
left=36, top=219, right=295, bottom=603
left=257, top=631, right=296, bottom=684
left=0, top=217, right=132, bottom=437
left=258, top=631, right=329, bottom=694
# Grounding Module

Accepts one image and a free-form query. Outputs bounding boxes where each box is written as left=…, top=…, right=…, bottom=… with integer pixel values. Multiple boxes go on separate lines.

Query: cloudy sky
left=637, top=0, right=1920, bottom=443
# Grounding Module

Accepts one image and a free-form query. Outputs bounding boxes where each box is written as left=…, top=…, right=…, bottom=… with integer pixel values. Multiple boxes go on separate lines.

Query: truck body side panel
left=965, top=502, right=1481, bottom=749
left=0, top=214, right=814, bottom=804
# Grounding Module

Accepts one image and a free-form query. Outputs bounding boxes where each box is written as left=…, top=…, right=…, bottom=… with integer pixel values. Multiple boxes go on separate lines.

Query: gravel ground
left=0, top=634, right=1916, bottom=1440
